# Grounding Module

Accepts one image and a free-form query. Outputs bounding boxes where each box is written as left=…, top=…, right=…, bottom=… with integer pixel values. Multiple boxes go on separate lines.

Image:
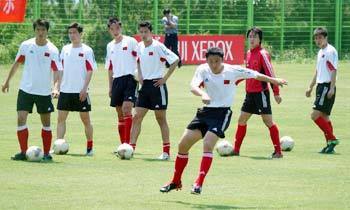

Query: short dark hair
left=163, top=8, right=171, bottom=15
left=107, top=16, right=122, bottom=28
left=138, top=21, right=152, bottom=32
left=246, top=26, right=263, bottom=43
left=33, top=19, right=50, bottom=31
left=314, top=27, right=328, bottom=37
left=68, top=22, right=83, bottom=33
left=205, top=47, right=224, bottom=59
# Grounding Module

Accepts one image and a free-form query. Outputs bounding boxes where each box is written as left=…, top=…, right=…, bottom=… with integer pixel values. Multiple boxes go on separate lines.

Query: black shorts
left=187, top=107, right=232, bottom=138
left=17, top=89, right=54, bottom=114
left=57, top=92, right=91, bottom=112
left=313, top=83, right=336, bottom=115
left=136, top=79, right=168, bottom=110
left=110, top=74, right=137, bottom=107
left=241, top=90, right=272, bottom=115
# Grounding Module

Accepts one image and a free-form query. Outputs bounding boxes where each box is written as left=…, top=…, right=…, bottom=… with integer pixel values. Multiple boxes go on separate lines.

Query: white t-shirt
left=316, top=44, right=338, bottom=83
left=137, top=39, right=178, bottom=80
left=15, top=38, right=61, bottom=96
left=105, top=35, right=138, bottom=78
left=191, top=63, right=259, bottom=107
left=59, top=43, right=97, bottom=93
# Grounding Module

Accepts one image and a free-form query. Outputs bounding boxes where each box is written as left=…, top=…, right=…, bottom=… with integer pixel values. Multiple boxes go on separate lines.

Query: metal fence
left=0, top=0, right=348, bottom=62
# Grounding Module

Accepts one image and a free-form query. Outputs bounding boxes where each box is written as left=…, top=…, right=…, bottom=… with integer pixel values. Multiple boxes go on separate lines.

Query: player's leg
left=130, top=107, right=148, bottom=150
left=160, top=129, right=202, bottom=193
left=233, top=111, right=252, bottom=155
left=40, top=113, right=53, bottom=160
left=12, top=111, right=30, bottom=160
left=261, top=114, right=282, bottom=158
left=122, top=101, right=133, bottom=144
left=154, top=109, right=170, bottom=160
left=57, top=111, right=69, bottom=139
left=80, top=112, right=93, bottom=156
left=115, top=106, right=125, bottom=144
left=191, top=131, right=219, bottom=194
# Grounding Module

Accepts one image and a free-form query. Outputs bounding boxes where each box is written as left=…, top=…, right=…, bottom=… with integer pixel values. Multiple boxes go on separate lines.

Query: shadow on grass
left=136, top=157, right=174, bottom=162
left=65, top=153, right=88, bottom=157
left=238, top=155, right=271, bottom=160
left=165, top=200, right=262, bottom=209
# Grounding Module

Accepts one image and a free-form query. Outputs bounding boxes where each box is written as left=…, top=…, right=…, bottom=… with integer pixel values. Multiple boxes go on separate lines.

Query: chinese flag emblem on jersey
left=0, top=0, right=27, bottom=23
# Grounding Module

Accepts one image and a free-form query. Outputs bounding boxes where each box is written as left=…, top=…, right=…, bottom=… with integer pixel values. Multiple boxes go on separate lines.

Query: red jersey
left=244, top=45, right=279, bottom=95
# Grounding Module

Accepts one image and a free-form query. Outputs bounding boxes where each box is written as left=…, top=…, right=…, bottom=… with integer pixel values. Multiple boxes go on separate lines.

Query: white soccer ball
left=53, top=139, right=69, bottom=155
left=216, top=140, right=233, bottom=156
left=280, top=136, right=295, bottom=151
left=26, top=146, right=44, bottom=162
left=116, top=143, right=134, bottom=160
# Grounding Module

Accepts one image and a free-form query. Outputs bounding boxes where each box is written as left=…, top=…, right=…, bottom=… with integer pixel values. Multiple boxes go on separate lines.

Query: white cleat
left=157, top=152, right=170, bottom=161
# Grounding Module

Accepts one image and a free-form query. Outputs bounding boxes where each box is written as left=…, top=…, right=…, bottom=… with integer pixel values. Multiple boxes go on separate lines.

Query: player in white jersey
left=105, top=16, right=138, bottom=147
left=306, top=27, right=339, bottom=154
left=160, top=47, right=287, bottom=194
left=2, top=19, right=61, bottom=161
left=54, top=23, right=97, bottom=156
left=130, top=21, right=179, bottom=160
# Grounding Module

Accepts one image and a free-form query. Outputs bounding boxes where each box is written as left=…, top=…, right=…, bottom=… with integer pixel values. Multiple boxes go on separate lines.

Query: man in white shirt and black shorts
left=2, top=19, right=61, bottom=161
left=55, top=23, right=97, bottom=156
left=306, top=27, right=339, bottom=154
left=130, top=21, right=179, bottom=160
left=105, top=16, right=138, bottom=147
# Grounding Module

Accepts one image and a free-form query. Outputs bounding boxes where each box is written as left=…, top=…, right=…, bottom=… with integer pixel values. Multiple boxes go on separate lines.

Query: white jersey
left=59, top=43, right=97, bottom=93
left=191, top=63, right=259, bottom=107
left=316, top=44, right=338, bottom=83
left=137, top=39, right=178, bottom=80
left=15, top=38, right=61, bottom=96
left=105, top=35, right=138, bottom=78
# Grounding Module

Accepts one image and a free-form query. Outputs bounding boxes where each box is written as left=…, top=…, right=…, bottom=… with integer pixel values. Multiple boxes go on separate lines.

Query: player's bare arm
left=80, top=71, right=93, bottom=102
left=190, top=85, right=211, bottom=105
left=306, top=70, right=317, bottom=97
left=52, top=70, right=61, bottom=98
left=327, top=69, right=337, bottom=99
left=137, top=62, right=143, bottom=85
left=154, top=59, right=178, bottom=87
left=2, top=61, right=21, bottom=93
left=108, top=70, right=113, bottom=98
left=256, top=74, right=288, bottom=87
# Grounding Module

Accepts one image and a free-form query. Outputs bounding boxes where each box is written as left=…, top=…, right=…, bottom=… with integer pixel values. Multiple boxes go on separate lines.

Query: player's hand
left=327, top=87, right=335, bottom=99
left=153, top=78, right=166, bottom=87
left=1, top=82, right=9, bottom=93
left=109, top=88, right=112, bottom=98
left=52, top=89, right=60, bottom=98
left=305, top=88, right=312, bottom=98
left=274, top=95, right=282, bottom=104
left=79, top=89, right=88, bottom=102
left=201, top=93, right=211, bottom=105
left=275, top=78, right=288, bottom=87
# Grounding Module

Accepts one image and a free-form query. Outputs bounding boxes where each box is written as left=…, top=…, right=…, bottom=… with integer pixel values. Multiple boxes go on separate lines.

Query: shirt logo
left=30, top=50, right=34, bottom=54
left=204, top=78, right=209, bottom=82
left=44, top=52, right=50, bottom=57
left=82, top=107, right=86, bottom=110
left=322, top=54, right=325, bottom=58
left=123, top=46, right=127, bottom=50
left=224, top=80, right=230, bottom=84
left=155, top=105, right=159, bottom=108
left=149, top=51, right=154, bottom=56
left=79, top=53, right=84, bottom=57
left=212, top=128, right=217, bottom=132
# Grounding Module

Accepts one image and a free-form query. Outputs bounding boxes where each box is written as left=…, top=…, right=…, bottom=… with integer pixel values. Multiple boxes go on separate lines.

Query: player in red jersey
left=232, top=27, right=284, bottom=158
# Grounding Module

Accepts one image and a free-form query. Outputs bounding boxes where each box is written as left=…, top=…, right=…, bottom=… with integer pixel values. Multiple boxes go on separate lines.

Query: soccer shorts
left=57, top=92, right=91, bottom=112
left=241, top=90, right=272, bottom=115
left=313, top=83, right=336, bottom=115
left=136, top=79, right=168, bottom=110
left=110, top=74, right=137, bottom=107
left=17, top=89, right=54, bottom=114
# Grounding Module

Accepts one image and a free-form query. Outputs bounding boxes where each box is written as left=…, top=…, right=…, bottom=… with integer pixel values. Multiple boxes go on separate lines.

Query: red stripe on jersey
left=224, top=80, right=230, bottom=84
left=85, top=60, right=93, bottom=71
left=16, top=55, right=25, bottom=63
left=108, top=60, right=113, bottom=71
left=326, top=60, right=336, bottom=71
left=160, top=57, right=166, bottom=62
left=51, top=61, right=58, bottom=71
left=131, top=51, right=137, bottom=57
left=44, top=52, right=50, bottom=57
left=149, top=52, right=153, bottom=56
left=235, top=79, right=243, bottom=85
left=123, top=46, right=127, bottom=50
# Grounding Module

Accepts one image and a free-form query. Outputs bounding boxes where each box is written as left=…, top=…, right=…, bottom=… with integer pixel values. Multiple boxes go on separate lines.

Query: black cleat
left=270, top=151, right=283, bottom=159
left=11, top=152, right=27, bottom=161
left=160, top=182, right=182, bottom=193
left=319, top=145, right=329, bottom=154
left=228, top=150, right=240, bottom=156
left=325, top=139, right=339, bottom=154
left=190, top=184, right=202, bottom=195
left=42, top=154, right=53, bottom=161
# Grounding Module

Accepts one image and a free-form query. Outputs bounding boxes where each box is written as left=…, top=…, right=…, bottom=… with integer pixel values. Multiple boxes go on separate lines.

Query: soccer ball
left=26, top=146, right=44, bottom=162
left=53, top=139, right=69, bottom=155
left=216, top=140, right=233, bottom=156
left=116, top=143, right=134, bottom=160
left=280, top=136, right=294, bottom=151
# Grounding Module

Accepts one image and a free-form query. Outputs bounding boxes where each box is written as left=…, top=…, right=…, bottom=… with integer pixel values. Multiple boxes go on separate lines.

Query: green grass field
left=0, top=63, right=349, bottom=210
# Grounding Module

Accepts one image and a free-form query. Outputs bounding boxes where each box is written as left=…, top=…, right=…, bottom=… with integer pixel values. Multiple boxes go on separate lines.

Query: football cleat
left=42, top=154, right=53, bottom=161
left=190, top=184, right=202, bottom=195
left=11, top=152, right=27, bottom=161
left=157, top=152, right=170, bottom=161
left=160, top=182, right=182, bottom=193
left=270, top=151, right=283, bottom=159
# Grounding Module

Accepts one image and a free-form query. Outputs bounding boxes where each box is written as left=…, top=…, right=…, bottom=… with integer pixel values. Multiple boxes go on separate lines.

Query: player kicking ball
left=54, top=23, right=97, bottom=156
left=160, top=47, right=287, bottom=194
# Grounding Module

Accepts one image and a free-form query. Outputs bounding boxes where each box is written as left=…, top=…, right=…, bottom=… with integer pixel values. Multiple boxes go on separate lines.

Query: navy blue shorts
left=136, top=79, right=168, bottom=110
left=313, top=83, right=336, bottom=115
left=241, top=90, right=272, bottom=115
left=110, top=74, right=137, bottom=107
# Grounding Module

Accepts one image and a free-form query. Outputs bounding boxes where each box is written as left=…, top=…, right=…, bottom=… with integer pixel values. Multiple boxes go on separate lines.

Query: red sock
left=163, top=142, right=170, bottom=155
left=17, top=126, right=28, bottom=153
left=87, top=139, right=93, bottom=150
left=195, top=152, right=213, bottom=187
left=269, top=124, right=282, bottom=154
left=118, top=119, right=125, bottom=144
left=41, top=127, right=52, bottom=155
left=130, top=143, right=136, bottom=151
left=233, top=124, right=247, bottom=153
left=124, top=115, right=132, bottom=144
left=324, top=121, right=334, bottom=141
left=314, top=117, right=336, bottom=141
left=172, top=153, right=189, bottom=184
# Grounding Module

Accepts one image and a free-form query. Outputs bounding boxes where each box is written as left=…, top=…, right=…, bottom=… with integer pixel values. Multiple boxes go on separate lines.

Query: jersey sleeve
left=157, top=43, right=178, bottom=65
left=15, top=42, right=26, bottom=63
left=230, top=65, right=259, bottom=81
left=326, top=49, right=338, bottom=71
left=130, top=38, right=138, bottom=57
left=58, top=47, right=64, bottom=71
left=51, top=48, right=62, bottom=72
left=161, top=17, right=167, bottom=26
left=260, top=51, right=280, bottom=95
left=190, top=66, right=205, bottom=88
left=85, top=49, right=97, bottom=71
left=104, top=44, right=112, bottom=70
